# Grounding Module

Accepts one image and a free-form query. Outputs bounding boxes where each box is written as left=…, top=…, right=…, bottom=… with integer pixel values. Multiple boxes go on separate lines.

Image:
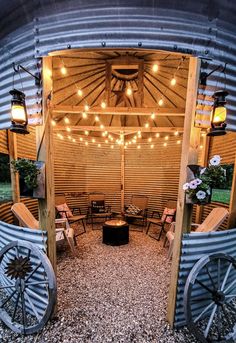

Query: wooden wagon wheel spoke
left=184, top=253, right=236, bottom=343
left=0, top=240, right=56, bottom=335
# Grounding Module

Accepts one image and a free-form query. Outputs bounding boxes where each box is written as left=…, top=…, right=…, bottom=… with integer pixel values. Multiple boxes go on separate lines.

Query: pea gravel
left=0, top=226, right=198, bottom=343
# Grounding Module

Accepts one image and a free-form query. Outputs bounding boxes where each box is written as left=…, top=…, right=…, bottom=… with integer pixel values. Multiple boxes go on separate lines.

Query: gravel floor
left=0, top=225, right=198, bottom=343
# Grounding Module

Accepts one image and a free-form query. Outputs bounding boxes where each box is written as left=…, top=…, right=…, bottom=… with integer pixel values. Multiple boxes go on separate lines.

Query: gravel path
left=0, top=226, right=198, bottom=343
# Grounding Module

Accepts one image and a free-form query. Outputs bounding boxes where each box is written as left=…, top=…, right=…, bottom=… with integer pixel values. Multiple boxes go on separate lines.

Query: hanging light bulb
left=133, top=135, right=137, bottom=140
left=177, top=140, right=181, bottom=144
left=100, top=124, right=104, bottom=130
left=156, top=133, right=160, bottom=138
left=77, top=89, right=83, bottom=97
left=110, top=137, right=114, bottom=141
left=137, top=145, right=141, bottom=149
left=126, top=87, right=132, bottom=96
left=92, top=138, right=96, bottom=143
left=82, top=112, right=87, bottom=119
left=164, top=135, right=169, bottom=140
left=174, top=131, right=179, bottom=136
left=68, top=135, right=72, bottom=140
left=137, top=130, right=141, bottom=135
left=150, top=144, right=154, bottom=149
left=59, top=135, right=64, bottom=140
left=148, top=137, right=152, bottom=142
left=101, top=101, right=106, bottom=109
left=200, top=145, right=203, bottom=149
left=72, top=139, right=76, bottom=143
left=152, top=64, right=158, bottom=73
left=98, top=143, right=101, bottom=147
left=51, top=120, right=56, bottom=126
left=124, top=146, right=127, bottom=149
left=61, top=66, right=67, bottom=75
left=151, top=113, right=155, bottom=120
left=105, top=139, right=108, bottom=144
left=80, top=137, right=83, bottom=141
left=163, top=142, right=167, bottom=147
left=66, top=127, right=71, bottom=132
left=84, top=104, right=89, bottom=111
left=104, top=131, right=108, bottom=136
left=85, top=130, right=89, bottom=135
left=85, top=141, right=88, bottom=146
left=102, top=132, right=106, bottom=137
left=171, top=77, right=176, bottom=86
left=111, top=145, right=114, bottom=149
left=64, top=117, right=70, bottom=124
left=158, top=98, right=164, bottom=106
left=95, top=115, right=100, bottom=122
left=145, top=123, right=149, bottom=128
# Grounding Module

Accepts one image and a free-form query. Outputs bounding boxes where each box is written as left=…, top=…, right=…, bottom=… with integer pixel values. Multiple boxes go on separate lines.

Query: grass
left=211, top=188, right=231, bottom=204
left=0, top=183, right=12, bottom=201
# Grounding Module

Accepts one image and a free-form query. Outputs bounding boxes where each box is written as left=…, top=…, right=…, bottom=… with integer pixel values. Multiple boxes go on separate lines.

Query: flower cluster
left=183, top=155, right=226, bottom=205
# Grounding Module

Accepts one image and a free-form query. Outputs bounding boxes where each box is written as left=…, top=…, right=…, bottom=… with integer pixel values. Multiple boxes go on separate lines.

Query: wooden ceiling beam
left=54, top=126, right=184, bottom=133
left=52, top=105, right=185, bottom=116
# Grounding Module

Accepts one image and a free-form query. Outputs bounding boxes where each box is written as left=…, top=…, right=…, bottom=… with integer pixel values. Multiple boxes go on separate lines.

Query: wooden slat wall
left=124, top=136, right=182, bottom=214
left=54, top=134, right=121, bottom=213
left=0, top=130, right=8, bottom=154
left=17, top=127, right=37, bottom=160
left=0, top=198, right=38, bottom=224
left=201, top=132, right=236, bottom=228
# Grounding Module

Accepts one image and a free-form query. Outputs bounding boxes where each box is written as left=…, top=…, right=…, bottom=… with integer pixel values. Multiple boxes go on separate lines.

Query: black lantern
left=10, top=89, right=29, bottom=134
left=207, top=90, right=228, bottom=136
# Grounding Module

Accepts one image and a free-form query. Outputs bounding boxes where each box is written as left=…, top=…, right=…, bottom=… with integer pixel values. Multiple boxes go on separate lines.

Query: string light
left=152, top=64, right=158, bottom=73
left=102, top=132, right=106, bottom=137
left=110, top=137, right=114, bottom=141
left=137, top=130, right=141, bottom=135
left=111, top=145, right=114, bottom=149
left=104, top=131, right=108, bottom=136
left=145, top=123, right=149, bottom=128
left=163, top=142, right=167, bottom=147
left=164, top=135, right=169, bottom=140
left=68, top=135, right=72, bottom=140
left=148, top=137, right=152, bottom=142
left=133, top=135, right=137, bottom=140
left=98, top=143, right=101, bottom=147
left=124, top=146, right=127, bottom=149
left=84, top=104, right=89, bottom=111
left=137, top=145, right=141, bottom=149
left=200, top=145, right=203, bottom=149
left=105, top=139, right=108, bottom=143
left=82, top=112, right=87, bottom=119
left=59, top=136, right=64, bottom=140
left=174, top=131, right=179, bottom=136
left=72, top=139, right=76, bottom=143
left=177, top=140, right=181, bottom=144
left=51, top=120, right=56, bottom=126
left=80, top=137, right=83, bottom=141
left=101, top=101, right=106, bottom=109
left=100, top=124, right=104, bottom=129
left=158, top=98, right=164, bottom=106
left=151, top=113, right=155, bottom=120
left=85, top=130, right=89, bottom=135
left=64, top=117, right=70, bottom=124
left=95, top=115, right=100, bottom=122
left=156, top=133, right=160, bottom=138
left=77, top=89, right=83, bottom=97
left=61, top=66, right=67, bottom=75
left=126, top=87, right=132, bottom=96
left=66, top=127, right=71, bottom=132
left=171, top=77, right=176, bottom=86
left=92, top=138, right=96, bottom=143
left=85, top=141, right=88, bottom=146
left=150, top=144, right=154, bottom=149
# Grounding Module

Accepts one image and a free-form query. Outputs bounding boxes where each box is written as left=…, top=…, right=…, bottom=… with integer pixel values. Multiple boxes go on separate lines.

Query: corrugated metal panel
left=54, top=134, right=121, bottom=213
left=0, top=130, right=8, bottom=154
left=124, top=136, right=182, bottom=213
left=175, top=227, right=236, bottom=327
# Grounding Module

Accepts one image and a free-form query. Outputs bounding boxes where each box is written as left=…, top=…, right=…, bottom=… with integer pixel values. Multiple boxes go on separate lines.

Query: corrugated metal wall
left=175, top=228, right=236, bottom=327
left=0, top=1, right=236, bottom=130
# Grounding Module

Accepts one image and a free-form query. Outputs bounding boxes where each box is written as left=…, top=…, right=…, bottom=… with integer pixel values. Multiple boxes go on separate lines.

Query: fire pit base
left=102, top=220, right=129, bottom=246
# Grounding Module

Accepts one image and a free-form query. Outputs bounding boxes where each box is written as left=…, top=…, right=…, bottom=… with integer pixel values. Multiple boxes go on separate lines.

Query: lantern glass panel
left=11, top=104, right=26, bottom=123
left=212, top=106, right=227, bottom=124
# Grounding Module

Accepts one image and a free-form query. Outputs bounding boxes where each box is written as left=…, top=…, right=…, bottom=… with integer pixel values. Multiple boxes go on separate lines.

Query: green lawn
left=0, top=183, right=12, bottom=201
left=211, top=188, right=231, bottom=204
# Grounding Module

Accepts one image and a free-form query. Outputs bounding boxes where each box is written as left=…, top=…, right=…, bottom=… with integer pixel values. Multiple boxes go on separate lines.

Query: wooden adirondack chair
left=11, top=202, right=76, bottom=255
left=165, top=207, right=229, bottom=259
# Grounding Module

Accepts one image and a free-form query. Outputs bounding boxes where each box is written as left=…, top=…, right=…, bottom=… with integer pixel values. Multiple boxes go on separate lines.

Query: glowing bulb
left=152, top=64, right=158, bottom=72
left=77, top=89, right=83, bottom=97
left=124, top=146, right=127, bottom=149
left=64, top=117, right=70, bottom=124
left=95, top=116, right=100, bottom=122
left=68, top=135, right=72, bottom=140
left=201, top=132, right=206, bottom=137
left=104, top=131, right=108, bottom=136
left=148, top=137, right=152, bottom=142
left=151, top=144, right=154, bottom=149
left=177, top=140, right=181, bottom=144
left=145, top=123, right=149, bottom=128
left=85, top=141, right=88, bottom=146
left=171, top=77, right=176, bottom=86
left=174, top=131, right=179, bottom=136
left=110, top=137, right=113, bottom=141
left=137, top=145, right=141, bottom=149
left=72, top=139, right=76, bottom=143
left=61, top=66, right=67, bottom=75
left=126, top=87, right=132, bottom=96
left=57, top=133, right=60, bottom=137
left=100, top=124, right=104, bottom=129
left=200, top=145, right=203, bottom=149
left=92, top=138, right=96, bottom=143
left=84, top=104, right=89, bottom=111
left=133, top=135, right=137, bottom=140
left=82, top=112, right=87, bottom=119
left=111, top=145, right=114, bottom=149
left=80, top=137, right=83, bottom=141
left=60, top=136, right=64, bottom=140
left=163, top=142, right=167, bottom=147
left=105, top=139, right=108, bottom=144
left=102, top=132, right=106, bottom=137
left=98, top=143, right=101, bottom=147
left=101, top=101, right=106, bottom=109
left=164, top=135, right=169, bottom=140
left=85, top=130, right=89, bottom=135
left=138, top=130, right=141, bottom=135
left=51, top=120, right=56, bottom=126
left=156, top=133, right=160, bottom=138
left=66, top=127, right=71, bottom=132
left=158, top=98, right=164, bottom=106
left=151, top=113, right=155, bottom=119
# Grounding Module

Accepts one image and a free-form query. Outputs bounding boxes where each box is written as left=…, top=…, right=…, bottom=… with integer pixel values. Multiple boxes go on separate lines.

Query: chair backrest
left=196, top=207, right=229, bottom=232
left=131, top=195, right=148, bottom=211
left=55, top=194, right=66, bottom=206
left=166, top=200, right=177, bottom=210
left=88, top=193, right=105, bottom=204
left=11, top=203, right=39, bottom=229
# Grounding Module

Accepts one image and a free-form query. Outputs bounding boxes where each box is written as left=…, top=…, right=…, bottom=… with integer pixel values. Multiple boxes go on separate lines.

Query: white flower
left=195, top=178, right=202, bottom=185
left=189, top=180, right=198, bottom=189
left=209, top=155, right=221, bottom=166
left=183, top=182, right=189, bottom=190
left=196, top=190, right=206, bottom=200
left=206, top=188, right=211, bottom=195
left=200, top=167, right=206, bottom=175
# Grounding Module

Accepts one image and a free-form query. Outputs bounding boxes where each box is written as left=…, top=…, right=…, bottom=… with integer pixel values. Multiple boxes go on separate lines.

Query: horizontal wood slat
left=0, top=130, right=8, bottom=154
left=0, top=198, right=38, bottom=224
left=17, top=127, right=37, bottom=160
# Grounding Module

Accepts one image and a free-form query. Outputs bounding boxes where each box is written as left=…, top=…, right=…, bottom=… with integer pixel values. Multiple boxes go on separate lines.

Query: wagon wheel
left=184, top=253, right=236, bottom=343
left=0, top=240, right=56, bottom=335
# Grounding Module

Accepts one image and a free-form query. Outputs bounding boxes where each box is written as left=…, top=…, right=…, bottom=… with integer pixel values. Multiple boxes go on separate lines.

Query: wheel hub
left=5, top=256, right=32, bottom=280
left=212, top=290, right=225, bottom=305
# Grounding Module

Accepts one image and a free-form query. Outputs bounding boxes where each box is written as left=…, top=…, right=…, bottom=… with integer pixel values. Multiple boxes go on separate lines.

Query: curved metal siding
left=175, top=228, right=236, bottom=327
left=0, top=3, right=235, bottom=130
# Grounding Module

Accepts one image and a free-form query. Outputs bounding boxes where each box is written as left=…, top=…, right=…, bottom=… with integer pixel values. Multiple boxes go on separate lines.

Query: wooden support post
left=36, top=56, right=56, bottom=274
left=228, top=147, right=236, bottom=228
left=120, top=135, right=125, bottom=213
left=195, top=135, right=210, bottom=223
left=167, top=57, right=201, bottom=327
left=8, top=131, right=20, bottom=204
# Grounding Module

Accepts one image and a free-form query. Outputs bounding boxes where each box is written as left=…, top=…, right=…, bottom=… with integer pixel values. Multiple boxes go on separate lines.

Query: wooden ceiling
left=51, top=49, right=189, bottom=133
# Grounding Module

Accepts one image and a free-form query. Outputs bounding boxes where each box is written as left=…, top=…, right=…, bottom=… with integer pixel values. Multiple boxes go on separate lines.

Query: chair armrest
left=71, top=207, right=82, bottom=214
left=151, top=210, right=161, bottom=218
left=191, top=223, right=200, bottom=231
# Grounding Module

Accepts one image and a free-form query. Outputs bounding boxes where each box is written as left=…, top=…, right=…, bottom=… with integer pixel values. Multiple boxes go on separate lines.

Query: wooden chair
left=146, top=200, right=177, bottom=240
left=11, top=202, right=76, bottom=255
left=87, top=193, right=112, bottom=229
left=55, top=193, right=86, bottom=236
left=124, top=195, right=149, bottom=228
left=165, top=207, right=229, bottom=259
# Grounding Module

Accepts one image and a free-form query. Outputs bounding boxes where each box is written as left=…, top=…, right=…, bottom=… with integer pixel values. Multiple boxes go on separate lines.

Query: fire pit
left=102, top=219, right=129, bottom=246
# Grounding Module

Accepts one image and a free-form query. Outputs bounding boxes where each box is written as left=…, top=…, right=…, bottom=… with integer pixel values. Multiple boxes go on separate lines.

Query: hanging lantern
left=9, top=89, right=29, bottom=134
left=207, top=90, right=228, bottom=136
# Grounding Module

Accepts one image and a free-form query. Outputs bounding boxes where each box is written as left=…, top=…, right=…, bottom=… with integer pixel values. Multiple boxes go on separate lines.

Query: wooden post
left=8, top=131, right=20, bottom=204
left=36, top=56, right=56, bottom=273
left=228, top=148, right=236, bottom=228
left=195, top=135, right=210, bottom=223
left=167, top=57, right=201, bottom=326
left=120, top=132, right=125, bottom=212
